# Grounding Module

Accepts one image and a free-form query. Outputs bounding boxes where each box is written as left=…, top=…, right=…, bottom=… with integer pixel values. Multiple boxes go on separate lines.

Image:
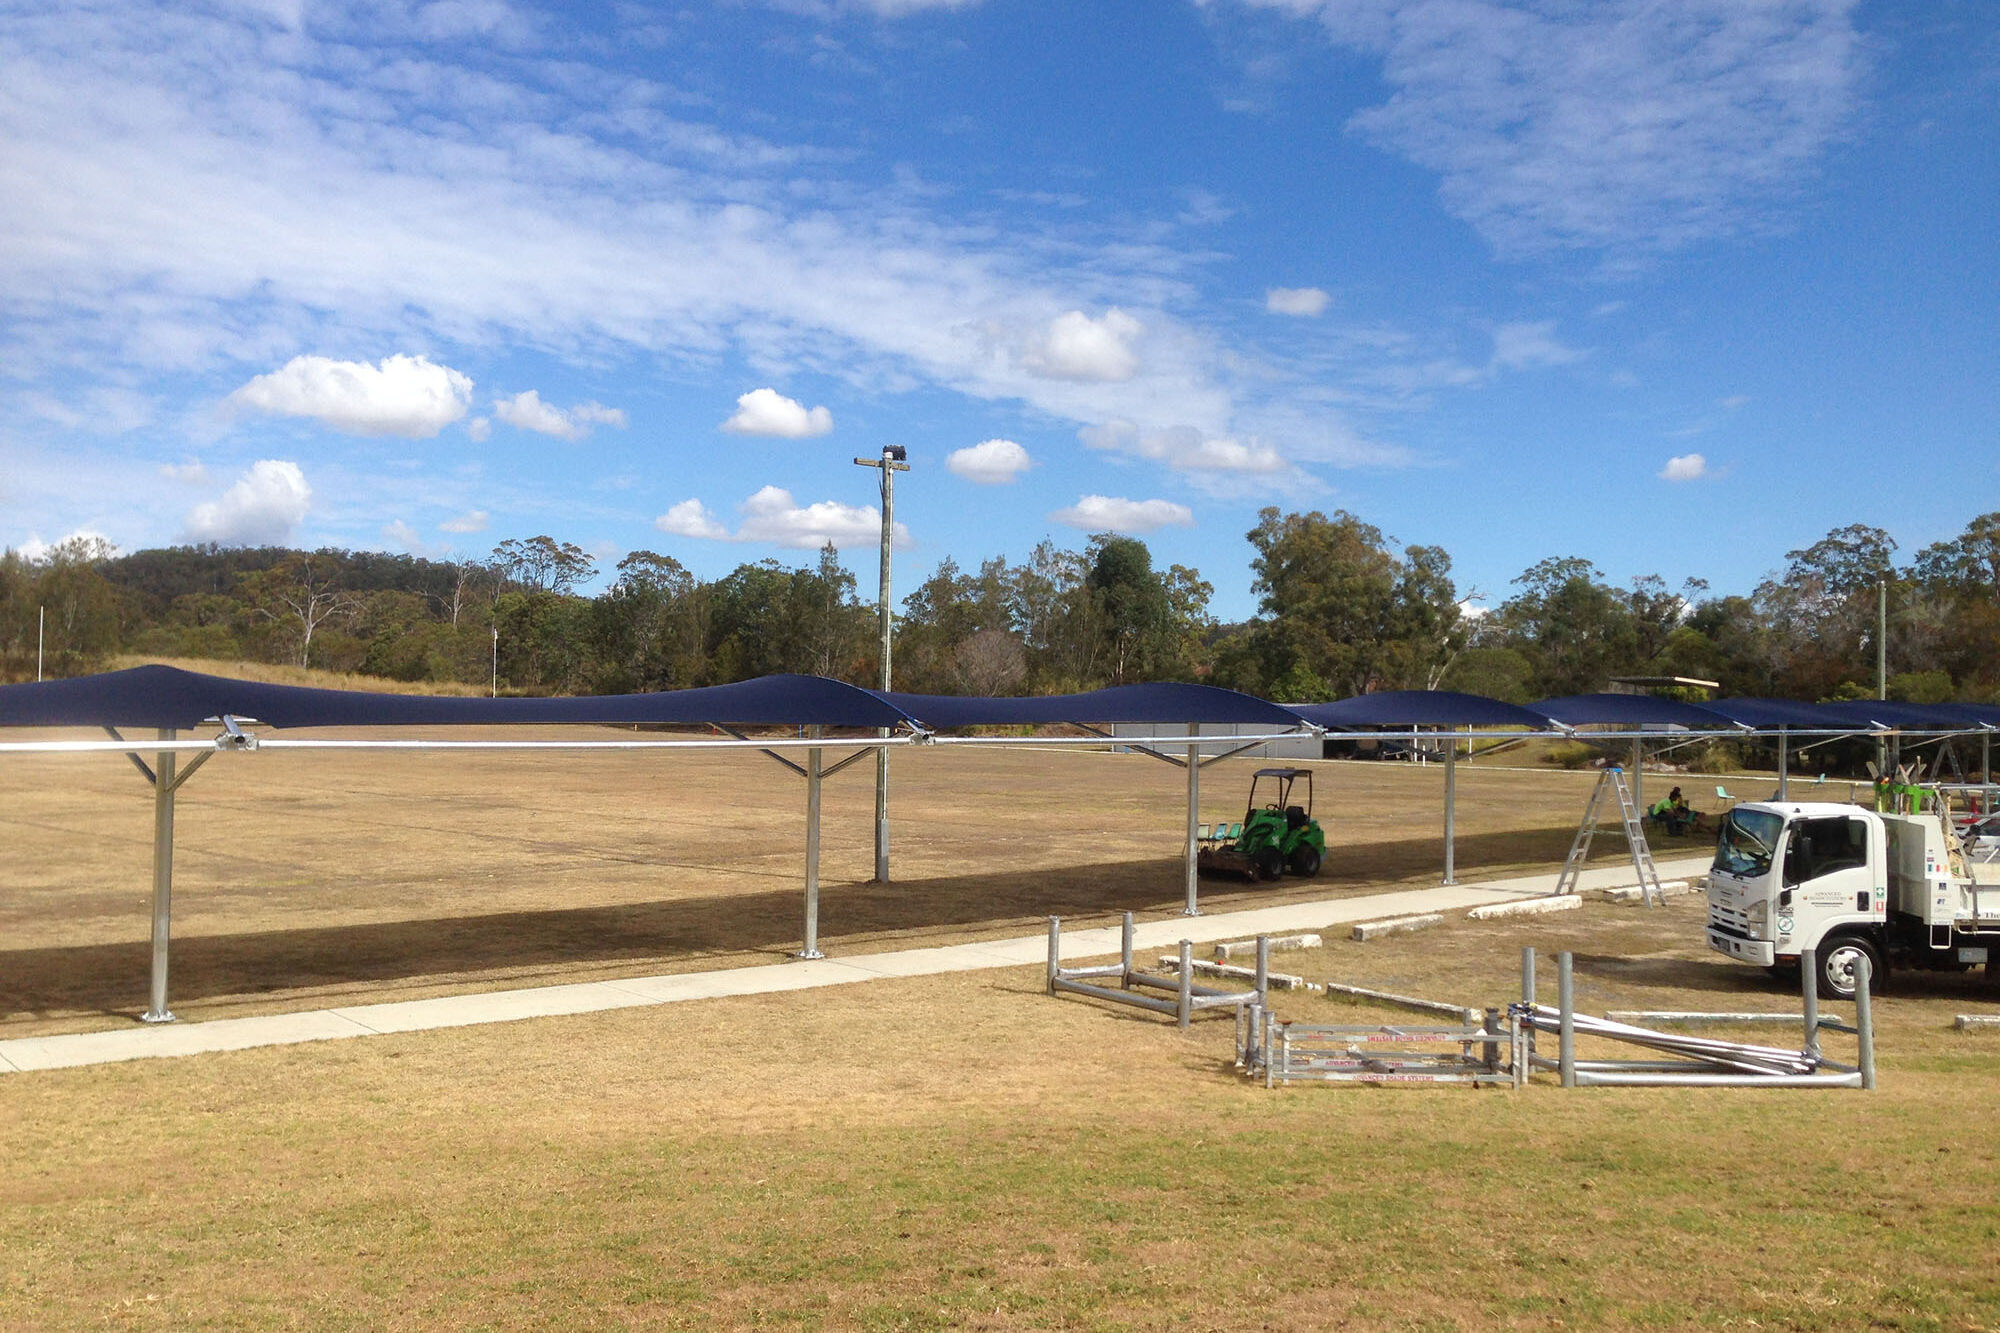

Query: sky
left=2, top=0, right=1996, bottom=620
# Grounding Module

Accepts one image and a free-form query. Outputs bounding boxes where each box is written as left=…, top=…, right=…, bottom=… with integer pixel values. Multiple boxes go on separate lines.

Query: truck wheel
left=1252, top=845, right=1283, bottom=881
left=1287, top=844, right=1322, bottom=878
left=1816, top=934, right=1883, bottom=1002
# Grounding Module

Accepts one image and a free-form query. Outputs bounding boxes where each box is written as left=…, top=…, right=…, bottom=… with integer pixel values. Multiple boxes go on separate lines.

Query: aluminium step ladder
left=1555, top=766, right=1665, bottom=906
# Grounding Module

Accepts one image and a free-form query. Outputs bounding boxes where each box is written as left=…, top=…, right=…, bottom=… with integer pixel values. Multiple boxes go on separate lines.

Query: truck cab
left=1707, top=799, right=1999, bottom=999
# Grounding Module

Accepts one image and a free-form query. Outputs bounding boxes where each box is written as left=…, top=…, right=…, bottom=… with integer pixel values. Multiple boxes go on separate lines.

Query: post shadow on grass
left=0, top=824, right=1639, bottom=1025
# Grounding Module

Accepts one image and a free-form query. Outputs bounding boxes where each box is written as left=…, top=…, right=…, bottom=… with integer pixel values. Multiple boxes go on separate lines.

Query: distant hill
left=110, top=656, right=490, bottom=697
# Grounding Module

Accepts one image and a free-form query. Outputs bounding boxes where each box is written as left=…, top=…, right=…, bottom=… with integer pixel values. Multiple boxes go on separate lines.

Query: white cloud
left=947, top=438, right=1032, bottom=484
left=231, top=354, right=473, bottom=438
left=656, top=499, right=733, bottom=541
left=1021, top=310, right=1143, bottom=383
left=1490, top=321, right=1584, bottom=371
left=848, top=0, right=985, bottom=14
left=721, top=388, right=834, bottom=438
left=1049, top=495, right=1195, bottom=534
left=657, top=488, right=910, bottom=550
left=159, top=459, right=209, bottom=485
left=1661, top=452, right=1708, bottom=482
left=439, top=509, right=490, bottom=534
left=0, top=1, right=1412, bottom=505
left=13, top=529, right=119, bottom=563
left=381, top=519, right=422, bottom=551
left=1245, top=0, right=1863, bottom=256
left=185, top=459, right=311, bottom=545
left=1080, top=420, right=1289, bottom=475
left=466, top=417, right=492, bottom=443
left=491, top=390, right=628, bottom=441
left=1266, top=286, right=1330, bottom=317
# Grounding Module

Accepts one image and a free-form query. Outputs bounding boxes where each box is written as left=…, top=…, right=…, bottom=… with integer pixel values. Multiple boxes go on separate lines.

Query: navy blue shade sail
left=6, top=665, right=1996, bottom=737
left=1529, top=693, right=1738, bottom=729
left=1290, top=690, right=1554, bottom=730
left=878, top=681, right=1308, bottom=729
left=0, top=665, right=924, bottom=731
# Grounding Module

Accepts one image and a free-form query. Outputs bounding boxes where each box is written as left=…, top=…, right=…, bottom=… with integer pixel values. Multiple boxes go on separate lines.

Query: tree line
left=4, top=512, right=1998, bottom=706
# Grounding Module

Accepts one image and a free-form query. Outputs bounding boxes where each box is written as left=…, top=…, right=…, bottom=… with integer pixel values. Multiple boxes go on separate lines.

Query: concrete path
left=0, top=856, right=1711, bottom=1076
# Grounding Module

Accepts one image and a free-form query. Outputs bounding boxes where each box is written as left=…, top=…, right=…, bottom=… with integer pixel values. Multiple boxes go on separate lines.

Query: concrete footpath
left=0, top=856, right=1711, bottom=1076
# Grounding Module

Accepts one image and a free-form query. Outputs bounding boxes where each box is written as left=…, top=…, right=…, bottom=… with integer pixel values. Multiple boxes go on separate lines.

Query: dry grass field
left=0, top=732, right=1652, bottom=1037
left=5, top=731, right=1998, bottom=1330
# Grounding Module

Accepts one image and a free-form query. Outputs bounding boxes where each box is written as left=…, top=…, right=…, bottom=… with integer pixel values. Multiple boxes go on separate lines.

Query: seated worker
left=1650, top=787, right=1699, bottom=836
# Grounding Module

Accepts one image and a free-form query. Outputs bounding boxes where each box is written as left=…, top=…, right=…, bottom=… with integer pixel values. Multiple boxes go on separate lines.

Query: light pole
left=37, top=605, right=45, bottom=682
left=1876, top=576, right=1887, bottom=779
left=854, top=444, right=909, bottom=883
left=491, top=625, right=499, bottom=698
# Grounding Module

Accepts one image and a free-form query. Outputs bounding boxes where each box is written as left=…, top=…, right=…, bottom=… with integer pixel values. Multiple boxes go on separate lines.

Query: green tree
left=492, top=536, right=597, bottom=595
left=236, top=552, right=361, bottom=669
left=1495, top=557, right=1637, bottom=698
left=1221, top=509, right=1461, bottom=699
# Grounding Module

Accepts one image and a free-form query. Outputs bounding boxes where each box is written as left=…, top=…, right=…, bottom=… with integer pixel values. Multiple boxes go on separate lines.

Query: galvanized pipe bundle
left=1517, top=947, right=1874, bottom=1089
left=1047, top=913, right=1266, bottom=1030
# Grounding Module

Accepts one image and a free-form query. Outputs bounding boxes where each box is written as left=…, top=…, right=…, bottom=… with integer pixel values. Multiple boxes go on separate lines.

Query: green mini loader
left=1197, top=767, right=1327, bottom=881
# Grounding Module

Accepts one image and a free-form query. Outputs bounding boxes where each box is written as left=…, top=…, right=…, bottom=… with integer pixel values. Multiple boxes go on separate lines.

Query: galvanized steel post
left=1855, top=956, right=1876, bottom=1090
left=1046, top=916, right=1060, bottom=993
left=1183, top=722, right=1201, bottom=916
left=798, top=726, right=825, bottom=959
left=1800, top=946, right=1820, bottom=1059
left=1558, top=951, right=1575, bottom=1088
left=1777, top=728, right=1790, bottom=801
left=1443, top=735, right=1458, bottom=884
left=1120, top=911, right=1135, bottom=986
left=1631, top=738, right=1643, bottom=820
left=141, top=727, right=178, bottom=1024
left=1177, top=940, right=1193, bottom=1031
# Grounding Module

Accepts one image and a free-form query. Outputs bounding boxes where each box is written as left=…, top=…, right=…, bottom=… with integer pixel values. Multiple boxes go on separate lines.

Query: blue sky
left=3, top=0, right=1995, bottom=620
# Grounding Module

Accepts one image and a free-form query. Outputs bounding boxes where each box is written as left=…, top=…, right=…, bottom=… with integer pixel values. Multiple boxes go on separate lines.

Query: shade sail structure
left=1698, top=697, right=1859, bottom=731
left=0, top=664, right=924, bottom=732
left=1530, top=693, right=1738, bottom=729
left=1291, top=690, right=1555, bottom=730
left=878, top=682, right=1308, bottom=730
left=1811, top=699, right=1994, bottom=731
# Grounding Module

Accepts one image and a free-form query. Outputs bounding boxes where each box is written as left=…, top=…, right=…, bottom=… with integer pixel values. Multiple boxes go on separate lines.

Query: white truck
left=1707, top=799, right=2000, bottom=999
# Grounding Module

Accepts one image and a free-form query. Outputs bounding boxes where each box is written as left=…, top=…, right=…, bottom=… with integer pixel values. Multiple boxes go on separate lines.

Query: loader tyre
left=1287, top=844, right=1322, bottom=878
left=1252, top=845, right=1283, bottom=882
left=1816, top=933, right=1882, bottom=1002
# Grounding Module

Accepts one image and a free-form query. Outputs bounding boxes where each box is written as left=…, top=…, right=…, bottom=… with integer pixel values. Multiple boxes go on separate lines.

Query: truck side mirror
left=1779, top=888, right=1793, bottom=909
left=1782, top=844, right=1803, bottom=887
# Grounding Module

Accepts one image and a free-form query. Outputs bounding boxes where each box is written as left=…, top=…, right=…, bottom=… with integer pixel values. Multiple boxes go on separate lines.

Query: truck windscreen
left=1716, top=808, right=1783, bottom=878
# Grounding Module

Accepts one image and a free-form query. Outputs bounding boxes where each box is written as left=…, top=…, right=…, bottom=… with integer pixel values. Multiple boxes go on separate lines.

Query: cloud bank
left=231, top=355, right=473, bottom=438
left=947, top=438, right=1032, bottom=484
left=492, top=391, right=628, bottom=441
left=721, top=389, right=835, bottom=439
left=1241, top=0, right=1863, bottom=256
left=1049, top=495, right=1195, bottom=534
left=185, top=459, right=311, bottom=545
left=658, top=487, right=910, bottom=549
